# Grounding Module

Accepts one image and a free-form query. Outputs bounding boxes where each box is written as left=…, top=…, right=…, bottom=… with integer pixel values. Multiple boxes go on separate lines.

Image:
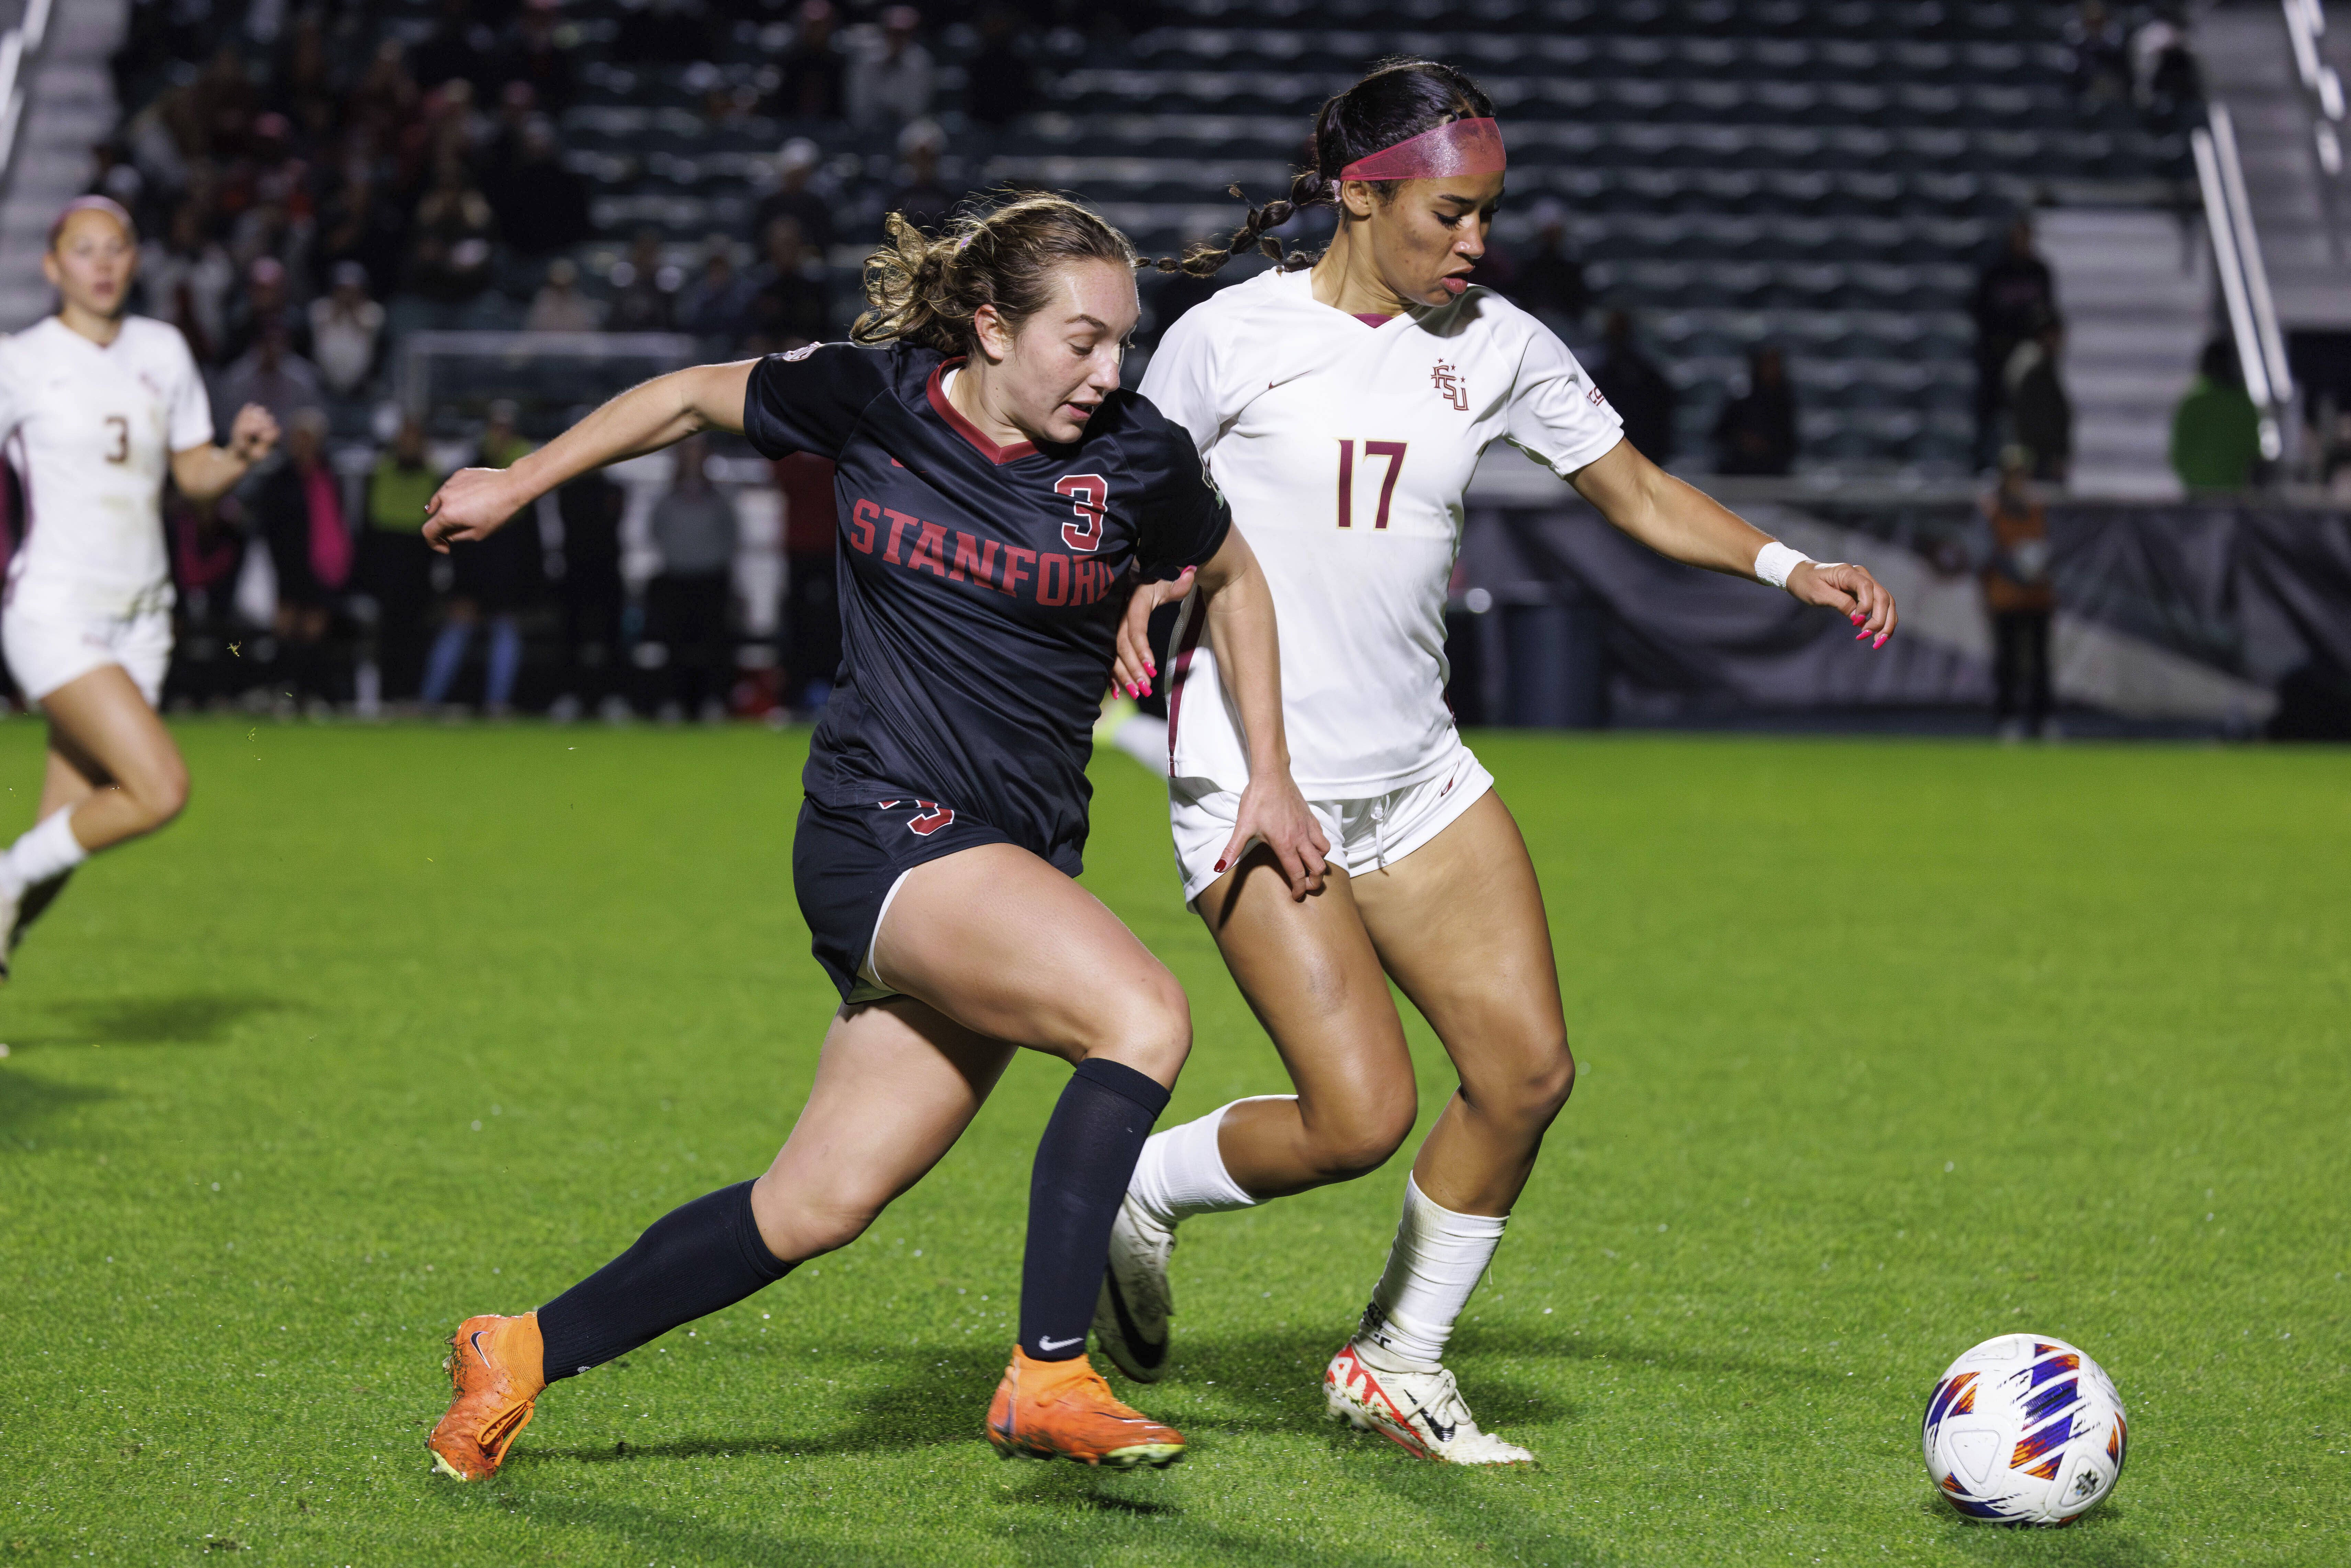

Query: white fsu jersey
left=0, top=315, right=212, bottom=615
left=1141, top=267, right=1622, bottom=796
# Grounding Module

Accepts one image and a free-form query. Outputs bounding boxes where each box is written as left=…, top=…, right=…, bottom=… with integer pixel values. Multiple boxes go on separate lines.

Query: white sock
left=1128, top=1097, right=1286, bottom=1231
left=2, top=807, right=87, bottom=895
left=1355, top=1175, right=1508, bottom=1369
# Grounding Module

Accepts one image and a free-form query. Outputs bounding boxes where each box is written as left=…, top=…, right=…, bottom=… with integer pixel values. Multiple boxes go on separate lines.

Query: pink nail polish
left=1873, top=634, right=1887, bottom=649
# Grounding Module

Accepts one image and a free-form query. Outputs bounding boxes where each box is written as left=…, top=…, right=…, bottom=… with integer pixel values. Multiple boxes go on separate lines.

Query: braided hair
left=856, top=191, right=1139, bottom=355
left=1155, top=58, right=1496, bottom=279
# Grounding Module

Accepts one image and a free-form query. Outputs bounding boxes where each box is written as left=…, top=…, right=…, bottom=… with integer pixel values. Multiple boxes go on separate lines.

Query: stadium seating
left=111, top=0, right=2192, bottom=476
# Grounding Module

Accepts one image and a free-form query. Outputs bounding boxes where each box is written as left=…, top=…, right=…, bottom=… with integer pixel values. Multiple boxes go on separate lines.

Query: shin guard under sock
left=1019, top=1057, right=1170, bottom=1361
left=537, top=1179, right=792, bottom=1381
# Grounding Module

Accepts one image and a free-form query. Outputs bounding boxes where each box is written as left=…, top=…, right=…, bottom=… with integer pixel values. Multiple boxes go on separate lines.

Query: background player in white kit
left=1090, top=61, right=1900, bottom=1463
left=0, top=198, right=278, bottom=973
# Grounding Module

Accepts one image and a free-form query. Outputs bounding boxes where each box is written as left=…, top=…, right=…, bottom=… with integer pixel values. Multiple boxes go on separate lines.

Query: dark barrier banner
left=1453, top=500, right=2351, bottom=737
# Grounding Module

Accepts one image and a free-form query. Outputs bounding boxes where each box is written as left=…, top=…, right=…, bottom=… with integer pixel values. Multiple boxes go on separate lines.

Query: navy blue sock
left=538, top=1179, right=792, bottom=1381
left=1019, top=1057, right=1171, bottom=1362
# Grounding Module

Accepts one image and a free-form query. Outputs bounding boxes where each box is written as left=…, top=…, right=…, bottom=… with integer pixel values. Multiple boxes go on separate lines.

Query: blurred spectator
left=315, top=162, right=409, bottom=300
left=605, top=231, right=681, bottom=333
left=777, top=1, right=849, bottom=123
left=498, top=1, right=579, bottom=115
left=217, top=318, right=326, bottom=435
left=485, top=117, right=592, bottom=258
left=407, top=157, right=498, bottom=305
left=2003, top=315, right=2072, bottom=485
left=255, top=408, right=352, bottom=711
left=744, top=219, right=831, bottom=353
left=1712, top=346, right=1798, bottom=476
left=222, top=255, right=297, bottom=366
left=646, top=435, right=738, bottom=723
left=2132, top=7, right=2202, bottom=127
left=143, top=202, right=234, bottom=364
left=1979, top=449, right=2057, bottom=742
left=615, top=0, right=715, bottom=66
left=87, top=140, right=146, bottom=222
left=552, top=466, right=629, bottom=723
left=2064, top=1, right=2129, bottom=108
left=273, top=10, right=339, bottom=145
left=422, top=402, right=541, bottom=715
left=2170, top=339, right=2263, bottom=492
left=751, top=138, right=838, bottom=257
left=412, top=0, right=494, bottom=93
left=349, top=39, right=422, bottom=144
left=526, top=258, right=603, bottom=333
left=227, top=113, right=313, bottom=283
left=774, top=450, right=840, bottom=709
left=848, top=7, right=935, bottom=129
left=358, top=416, right=441, bottom=702
left=1971, top=219, right=2058, bottom=470
left=883, top=119, right=958, bottom=235
left=1511, top=201, right=1587, bottom=329
left=964, top=6, right=1039, bottom=129
left=1592, top=311, right=1678, bottom=467
left=309, top=261, right=386, bottom=396
left=164, top=493, right=250, bottom=708
left=677, top=235, right=756, bottom=343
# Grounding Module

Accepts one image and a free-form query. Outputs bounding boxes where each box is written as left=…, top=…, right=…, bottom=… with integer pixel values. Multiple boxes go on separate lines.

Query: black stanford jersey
left=743, top=341, right=1230, bottom=872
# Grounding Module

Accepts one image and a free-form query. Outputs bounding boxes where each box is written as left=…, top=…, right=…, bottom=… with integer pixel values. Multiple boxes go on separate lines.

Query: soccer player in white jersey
left=1089, top=61, right=1900, bottom=1464
left=0, top=198, right=278, bottom=974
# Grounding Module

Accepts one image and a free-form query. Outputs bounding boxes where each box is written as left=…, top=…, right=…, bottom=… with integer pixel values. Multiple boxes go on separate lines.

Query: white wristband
left=1753, top=541, right=1813, bottom=589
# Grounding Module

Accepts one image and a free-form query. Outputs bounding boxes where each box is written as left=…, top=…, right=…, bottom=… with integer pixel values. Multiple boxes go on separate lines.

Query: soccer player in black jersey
left=418, top=195, right=1326, bottom=1478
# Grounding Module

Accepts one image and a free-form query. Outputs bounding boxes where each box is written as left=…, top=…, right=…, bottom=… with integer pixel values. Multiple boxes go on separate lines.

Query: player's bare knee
left=1517, top=1039, right=1576, bottom=1126
left=751, top=1178, right=879, bottom=1262
left=1300, top=1089, right=1415, bottom=1181
left=1081, top=968, right=1191, bottom=1082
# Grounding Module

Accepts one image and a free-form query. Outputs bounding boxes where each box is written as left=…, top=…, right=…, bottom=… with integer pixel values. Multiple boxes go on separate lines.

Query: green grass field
left=1, top=720, right=2344, bottom=1566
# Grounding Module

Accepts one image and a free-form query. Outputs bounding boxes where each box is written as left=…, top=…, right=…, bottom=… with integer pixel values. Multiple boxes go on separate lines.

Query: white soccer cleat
left=1324, top=1339, right=1534, bottom=1465
left=1092, top=1194, right=1176, bottom=1382
left=0, top=877, right=22, bottom=982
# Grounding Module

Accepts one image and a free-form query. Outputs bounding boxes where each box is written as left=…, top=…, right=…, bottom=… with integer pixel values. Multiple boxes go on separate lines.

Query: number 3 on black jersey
left=1054, top=474, right=1107, bottom=553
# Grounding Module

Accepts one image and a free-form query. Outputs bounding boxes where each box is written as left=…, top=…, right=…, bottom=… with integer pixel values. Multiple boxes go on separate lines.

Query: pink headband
left=1338, top=117, right=1506, bottom=182
left=49, top=195, right=135, bottom=246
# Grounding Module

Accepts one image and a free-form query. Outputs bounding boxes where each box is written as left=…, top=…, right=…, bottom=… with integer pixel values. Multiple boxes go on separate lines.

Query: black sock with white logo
left=1019, top=1057, right=1171, bottom=1362
left=537, top=1180, right=793, bottom=1381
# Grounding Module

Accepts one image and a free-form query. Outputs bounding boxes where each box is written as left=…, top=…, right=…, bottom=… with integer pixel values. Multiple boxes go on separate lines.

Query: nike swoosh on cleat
left=1426, top=1416, right=1457, bottom=1443
left=470, top=1330, right=494, bottom=1368
left=1037, top=1334, right=1085, bottom=1353
left=1103, top=1274, right=1167, bottom=1368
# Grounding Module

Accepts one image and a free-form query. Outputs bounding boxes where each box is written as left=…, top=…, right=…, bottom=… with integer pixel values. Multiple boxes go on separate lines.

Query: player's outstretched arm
left=423, top=360, right=756, bottom=552
left=1194, top=528, right=1329, bottom=899
left=170, top=404, right=280, bottom=503
left=1566, top=438, right=1898, bottom=647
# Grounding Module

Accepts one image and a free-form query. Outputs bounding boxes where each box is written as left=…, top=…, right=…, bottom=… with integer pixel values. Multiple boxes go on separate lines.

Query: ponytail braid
left=1152, top=169, right=1330, bottom=278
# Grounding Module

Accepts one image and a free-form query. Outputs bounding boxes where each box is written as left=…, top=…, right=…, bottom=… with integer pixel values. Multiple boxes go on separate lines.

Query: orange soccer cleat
left=427, top=1312, right=547, bottom=1481
left=985, top=1345, right=1186, bottom=1469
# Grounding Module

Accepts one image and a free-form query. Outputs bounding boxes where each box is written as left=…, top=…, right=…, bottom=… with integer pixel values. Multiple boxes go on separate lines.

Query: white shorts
left=2, top=598, right=172, bottom=707
left=1170, top=740, right=1494, bottom=906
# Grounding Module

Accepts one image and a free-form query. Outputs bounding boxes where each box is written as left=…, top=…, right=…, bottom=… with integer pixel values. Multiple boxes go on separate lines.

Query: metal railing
left=2192, top=103, right=2294, bottom=462
left=0, top=0, right=52, bottom=190
left=2282, top=0, right=2346, bottom=175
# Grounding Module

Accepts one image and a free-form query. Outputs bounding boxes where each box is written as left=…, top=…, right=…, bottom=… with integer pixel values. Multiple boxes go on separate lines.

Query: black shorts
left=792, top=795, right=1016, bottom=1003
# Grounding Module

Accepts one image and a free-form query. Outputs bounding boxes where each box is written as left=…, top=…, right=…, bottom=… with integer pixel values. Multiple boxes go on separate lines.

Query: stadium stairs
left=0, top=0, right=126, bottom=332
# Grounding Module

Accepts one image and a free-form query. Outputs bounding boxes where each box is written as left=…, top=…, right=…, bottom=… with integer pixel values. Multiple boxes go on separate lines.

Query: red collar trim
left=926, top=357, right=1037, bottom=464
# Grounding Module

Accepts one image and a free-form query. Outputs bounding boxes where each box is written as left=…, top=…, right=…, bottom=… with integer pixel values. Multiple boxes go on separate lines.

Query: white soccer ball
left=1921, top=1334, right=2128, bottom=1526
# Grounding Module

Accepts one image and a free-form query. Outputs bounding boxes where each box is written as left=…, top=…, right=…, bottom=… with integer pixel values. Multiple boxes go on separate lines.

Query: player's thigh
left=1350, top=792, right=1572, bottom=1106
left=1194, top=852, right=1418, bottom=1131
left=36, top=665, right=186, bottom=805
left=753, top=997, right=1015, bottom=1257
left=871, top=842, right=1189, bottom=1083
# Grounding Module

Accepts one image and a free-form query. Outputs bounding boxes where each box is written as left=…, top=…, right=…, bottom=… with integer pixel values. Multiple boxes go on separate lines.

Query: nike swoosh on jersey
left=1037, top=1334, right=1085, bottom=1353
